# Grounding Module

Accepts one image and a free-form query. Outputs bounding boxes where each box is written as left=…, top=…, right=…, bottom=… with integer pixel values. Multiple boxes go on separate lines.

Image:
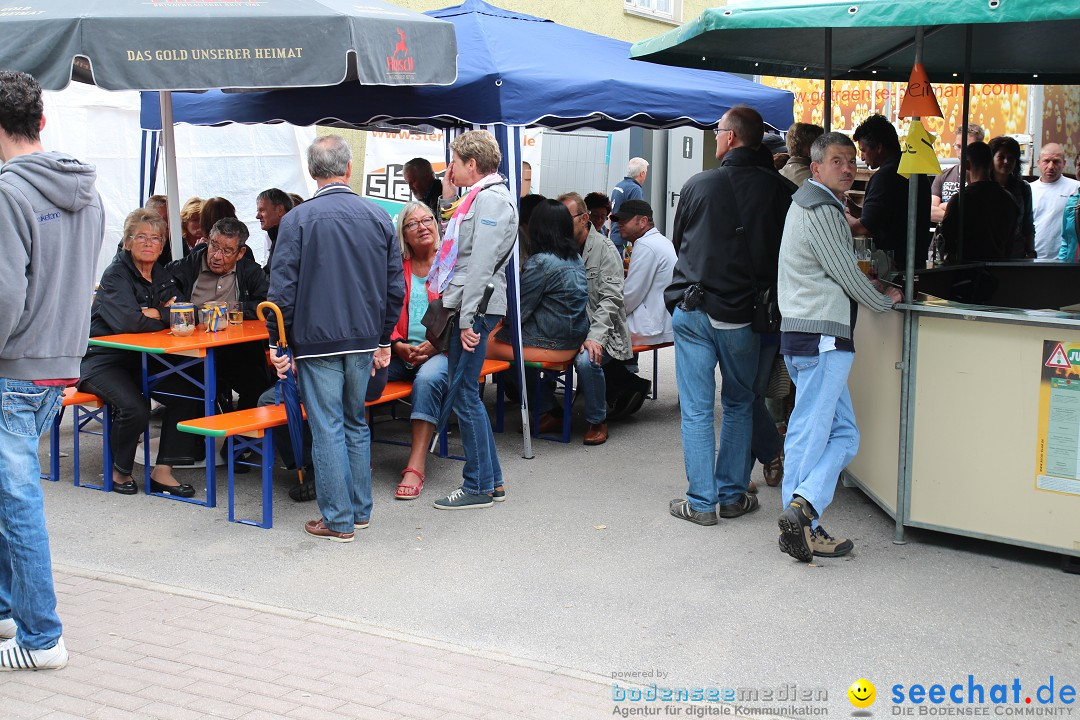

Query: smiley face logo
left=848, top=678, right=876, bottom=708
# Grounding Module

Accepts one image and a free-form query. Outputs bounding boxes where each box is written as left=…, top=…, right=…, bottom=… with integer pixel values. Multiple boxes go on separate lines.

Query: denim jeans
left=447, top=315, right=502, bottom=495
left=536, top=349, right=608, bottom=424
left=388, top=354, right=448, bottom=425
left=258, top=365, right=388, bottom=471
left=0, top=379, right=64, bottom=650
left=751, top=341, right=782, bottom=465
left=573, top=349, right=608, bottom=425
left=296, top=352, right=374, bottom=533
left=782, top=350, right=859, bottom=528
left=672, top=308, right=759, bottom=511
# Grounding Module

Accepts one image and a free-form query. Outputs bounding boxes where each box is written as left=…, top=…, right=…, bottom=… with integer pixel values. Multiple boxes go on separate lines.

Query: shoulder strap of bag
left=721, top=170, right=762, bottom=293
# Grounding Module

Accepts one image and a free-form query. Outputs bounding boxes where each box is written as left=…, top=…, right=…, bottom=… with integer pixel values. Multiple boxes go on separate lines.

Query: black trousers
left=79, top=361, right=204, bottom=474
left=215, top=342, right=274, bottom=411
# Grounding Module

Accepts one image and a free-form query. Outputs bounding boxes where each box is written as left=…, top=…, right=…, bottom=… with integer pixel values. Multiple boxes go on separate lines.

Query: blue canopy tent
left=140, top=0, right=795, bottom=455
left=140, top=0, right=793, bottom=133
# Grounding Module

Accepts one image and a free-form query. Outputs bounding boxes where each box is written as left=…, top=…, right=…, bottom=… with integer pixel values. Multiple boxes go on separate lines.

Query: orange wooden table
left=87, top=320, right=270, bottom=507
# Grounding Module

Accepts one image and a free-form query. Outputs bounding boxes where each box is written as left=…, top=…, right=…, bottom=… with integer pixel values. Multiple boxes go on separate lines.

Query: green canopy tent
left=631, top=0, right=1080, bottom=83
left=631, top=0, right=1080, bottom=548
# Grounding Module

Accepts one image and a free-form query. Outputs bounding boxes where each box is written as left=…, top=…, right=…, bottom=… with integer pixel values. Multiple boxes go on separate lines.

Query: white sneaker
left=0, top=636, right=68, bottom=671
left=0, top=618, right=16, bottom=640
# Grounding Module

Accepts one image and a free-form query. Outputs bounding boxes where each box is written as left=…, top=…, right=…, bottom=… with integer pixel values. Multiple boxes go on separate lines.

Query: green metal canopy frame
left=631, top=0, right=1080, bottom=85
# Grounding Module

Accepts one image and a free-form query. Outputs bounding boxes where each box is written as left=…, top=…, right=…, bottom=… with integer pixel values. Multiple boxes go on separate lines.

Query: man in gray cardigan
left=776, top=132, right=901, bottom=563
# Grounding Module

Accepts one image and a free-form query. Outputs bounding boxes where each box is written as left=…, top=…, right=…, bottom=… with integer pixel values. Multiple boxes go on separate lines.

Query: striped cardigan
left=777, top=180, right=894, bottom=340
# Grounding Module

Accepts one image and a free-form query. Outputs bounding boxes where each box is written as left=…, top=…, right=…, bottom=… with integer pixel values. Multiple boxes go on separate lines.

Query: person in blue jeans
left=387, top=200, right=450, bottom=500
left=664, top=105, right=795, bottom=526
left=776, top=132, right=901, bottom=562
left=432, top=130, right=518, bottom=510
left=0, top=70, right=104, bottom=670
left=268, top=135, right=404, bottom=542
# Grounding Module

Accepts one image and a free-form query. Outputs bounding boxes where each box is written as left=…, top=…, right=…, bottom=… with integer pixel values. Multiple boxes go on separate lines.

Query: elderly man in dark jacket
left=665, top=105, right=796, bottom=527
left=167, top=217, right=272, bottom=411
left=268, top=135, right=404, bottom=542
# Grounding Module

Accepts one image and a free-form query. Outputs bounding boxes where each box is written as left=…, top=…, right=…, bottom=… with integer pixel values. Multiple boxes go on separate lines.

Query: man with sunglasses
left=664, top=105, right=795, bottom=527
left=167, top=217, right=272, bottom=411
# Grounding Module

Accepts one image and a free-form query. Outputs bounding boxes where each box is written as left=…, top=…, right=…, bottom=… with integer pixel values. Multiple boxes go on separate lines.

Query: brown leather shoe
left=583, top=422, right=608, bottom=445
left=536, top=413, right=562, bottom=435
left=763, top=456, right=784, bottom=487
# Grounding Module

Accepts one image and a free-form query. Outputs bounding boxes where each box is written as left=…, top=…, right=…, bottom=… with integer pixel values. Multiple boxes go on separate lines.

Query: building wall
left=392, top=0, right=711, bottom=43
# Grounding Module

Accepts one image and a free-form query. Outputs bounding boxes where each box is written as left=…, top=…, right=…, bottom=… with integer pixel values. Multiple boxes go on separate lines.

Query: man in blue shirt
left=610, top=157, right=648, bottom=257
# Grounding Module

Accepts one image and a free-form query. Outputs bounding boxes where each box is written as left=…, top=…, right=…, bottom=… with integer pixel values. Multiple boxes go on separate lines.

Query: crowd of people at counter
left=772, top=116, right=1080, bottom=268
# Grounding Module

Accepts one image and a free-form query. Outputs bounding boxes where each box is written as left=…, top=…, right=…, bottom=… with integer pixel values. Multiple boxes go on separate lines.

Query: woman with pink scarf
left=430, top=131, right=518, bottom=511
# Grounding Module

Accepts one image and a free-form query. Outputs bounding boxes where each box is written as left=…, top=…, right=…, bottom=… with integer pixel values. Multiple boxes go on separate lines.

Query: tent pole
left=158, top=91, right=183, bottom=261
left=894, top=26, right=925, bottom=545
left=824, top=28, right=832, bottom=132
left=957, top=24, right=973, bottom=263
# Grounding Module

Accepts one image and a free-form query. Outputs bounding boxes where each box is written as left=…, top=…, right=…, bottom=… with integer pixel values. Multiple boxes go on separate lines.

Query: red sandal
left=395, top=468, right=425, bottom=500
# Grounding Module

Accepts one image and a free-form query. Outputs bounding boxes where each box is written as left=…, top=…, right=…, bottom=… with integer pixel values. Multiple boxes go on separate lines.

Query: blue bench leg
left=226, top=436, right=236, bottom=524
left=494, top=371, right=505, bottom=433
left=652, top=349, right=659, bottom=400
left=72, top=405, right=112, bottom=492
left=229, top=433, right=274, bottom=529
left=559, top=365, right=573, bottom=444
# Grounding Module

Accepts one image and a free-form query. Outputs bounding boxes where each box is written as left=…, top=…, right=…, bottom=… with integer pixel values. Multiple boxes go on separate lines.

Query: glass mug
left=228, top=301, right=244, bottom=325
left=200, top=301, right=228, bottom=332
left=853, top=236, right=873, bottom=277
left=170, top=302, right=196, bottom=337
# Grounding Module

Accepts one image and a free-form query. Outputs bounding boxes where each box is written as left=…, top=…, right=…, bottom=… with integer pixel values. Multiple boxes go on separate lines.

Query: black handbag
left=751, top=284, right=781, bottom=334
left=421, top=298, right=457, bottom=353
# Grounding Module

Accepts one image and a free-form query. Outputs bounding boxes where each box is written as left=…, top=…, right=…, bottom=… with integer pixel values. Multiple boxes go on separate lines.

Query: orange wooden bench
left=487, top=338, right=576, bottom=443
left=177, top=381, right=413, bottom=528
left=44, top=387, right=112, bottom=491
left=177, top=359, right=512, bottom=529
left=632, top=341, right=674, bottom=400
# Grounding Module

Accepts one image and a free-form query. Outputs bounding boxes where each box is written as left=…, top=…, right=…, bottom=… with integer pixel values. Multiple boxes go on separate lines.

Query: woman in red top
left=387, top=200, right=447, bottom=500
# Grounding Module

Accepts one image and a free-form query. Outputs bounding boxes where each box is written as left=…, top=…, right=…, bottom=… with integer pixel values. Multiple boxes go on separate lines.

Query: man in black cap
left=608, top=199, right=675, bottom=417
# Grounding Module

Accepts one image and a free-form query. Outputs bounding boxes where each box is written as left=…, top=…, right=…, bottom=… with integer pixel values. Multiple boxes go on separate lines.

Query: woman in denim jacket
left=498, top=200, right=588, bottom=350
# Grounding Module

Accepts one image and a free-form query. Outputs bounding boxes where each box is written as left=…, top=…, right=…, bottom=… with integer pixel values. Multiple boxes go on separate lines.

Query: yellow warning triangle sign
left=898, top=119, right=941, bottom=178
left=1046, top=342, right=1071, bottom=369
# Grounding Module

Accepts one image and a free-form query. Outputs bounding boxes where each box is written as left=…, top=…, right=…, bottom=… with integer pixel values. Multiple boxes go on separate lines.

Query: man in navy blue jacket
left=268, top=135, right=405, bottom=543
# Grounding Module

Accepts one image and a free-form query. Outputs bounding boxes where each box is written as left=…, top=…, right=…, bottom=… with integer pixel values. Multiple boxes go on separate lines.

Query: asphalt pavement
left=28, top=350, right=1079, bottom=718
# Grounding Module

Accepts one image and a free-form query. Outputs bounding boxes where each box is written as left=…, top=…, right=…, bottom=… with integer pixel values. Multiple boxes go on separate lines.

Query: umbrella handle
left=257, top=301, right=287, bottom=349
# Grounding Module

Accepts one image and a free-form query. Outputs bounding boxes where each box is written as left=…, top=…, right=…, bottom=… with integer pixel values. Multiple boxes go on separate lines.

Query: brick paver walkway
left=0, top=567, right=612, bottom=720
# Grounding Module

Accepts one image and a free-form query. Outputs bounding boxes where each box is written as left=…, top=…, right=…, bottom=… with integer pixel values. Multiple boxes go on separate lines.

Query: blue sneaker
left=434, top=488, right=493, bottom=510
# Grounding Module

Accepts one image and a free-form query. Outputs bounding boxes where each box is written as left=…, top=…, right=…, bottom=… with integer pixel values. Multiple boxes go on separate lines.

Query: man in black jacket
left=665, top=105, right=795, bottom=527
left=167, top=217, right=272, bottom=410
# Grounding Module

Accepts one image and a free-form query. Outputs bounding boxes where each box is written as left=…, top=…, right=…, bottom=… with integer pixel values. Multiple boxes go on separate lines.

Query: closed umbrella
left=257, top=302, right=306, bottom=487
left=432, top=283, right=496, bottom=444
